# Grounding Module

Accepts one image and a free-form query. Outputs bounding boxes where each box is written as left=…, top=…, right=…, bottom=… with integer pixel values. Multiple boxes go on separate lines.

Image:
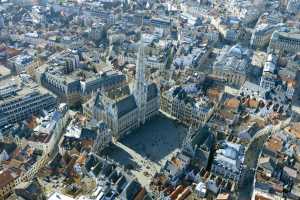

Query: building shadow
left=102, top=143, right=140, bottom=171
left=119, top=114, right=187, bottom=163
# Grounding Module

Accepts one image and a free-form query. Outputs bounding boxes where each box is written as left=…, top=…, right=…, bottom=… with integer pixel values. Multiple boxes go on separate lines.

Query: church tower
left=134, top=34, right=148, bottom=126
left=182, top=126, right=196, bottom=156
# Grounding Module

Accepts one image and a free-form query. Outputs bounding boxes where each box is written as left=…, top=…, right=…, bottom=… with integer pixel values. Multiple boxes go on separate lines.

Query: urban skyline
left=0, top=0, right=299, bottom=200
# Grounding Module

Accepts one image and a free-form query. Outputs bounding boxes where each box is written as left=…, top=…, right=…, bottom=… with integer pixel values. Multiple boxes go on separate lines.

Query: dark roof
left=259, top=156, right=276, bottom=172
left=108, top=170, right=119, bottom=183
left=52, top=111, right=62, bottom=121
left=115, top=95, right=137, bottom=118
left=116, top=175, right=127, bottom=193
left=80, top=128, right=97, bottom=140
left=122, top=180, right=141, bottom=200
left=85, top=154, right=98, bottom=172
left=147, top=83, right=158, bottom=101
left=0, top=113, right=7, bottom=126
left=101, top=163, right=114, bottom=177
left=201, top=133, right=214, bottom=151
left=83, top=72, right=126, bottom=94
left=194, top=148, right=210, bottom=165
left=191, top=127, right=214, bottom=150
left=92, top=162, right=104, bottom=177
left=0, top=168, right=22, bottom=189
left=0, top=142, right=17, bottom=155
left=0, top=170, right=15, bottom=189
left=94, top=91, right=104, bottom=109
left=49, top=153, right=62, bottom=169
left=25, top=180, right=43, bottom=194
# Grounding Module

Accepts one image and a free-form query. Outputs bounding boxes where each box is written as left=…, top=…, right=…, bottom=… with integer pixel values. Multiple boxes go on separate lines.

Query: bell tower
left=134, top=33, right=148, bottom=126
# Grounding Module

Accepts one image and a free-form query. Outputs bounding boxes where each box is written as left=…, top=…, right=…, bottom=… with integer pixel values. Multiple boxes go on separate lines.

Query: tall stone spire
left=182, top=126, right=195, bottom=156
left=134, top=31, right=147, bottom=126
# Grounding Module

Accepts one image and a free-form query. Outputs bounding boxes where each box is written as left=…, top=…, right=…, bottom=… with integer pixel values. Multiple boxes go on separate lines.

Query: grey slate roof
left=115, top=94, right=137, bottom=118
left=0, top=142, right=17, bottom=155
left=94, top=91, right=104, bottom=109
left=191, top=126, right=214, bottom=150
left=121, top=180, right=141, bottom=200
left=93, top=83, right=157, bottom=119
left=147, top=83, right=158, bottom=101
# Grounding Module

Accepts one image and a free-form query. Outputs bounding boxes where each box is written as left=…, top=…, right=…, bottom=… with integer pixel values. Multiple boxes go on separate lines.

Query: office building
left=0, top=76, right=57, bottom=128
left=269, top=31, right=300, bottom=53
left=250, top=13, right=284, bottom=48
left=41, top=64, right=126, bottom=105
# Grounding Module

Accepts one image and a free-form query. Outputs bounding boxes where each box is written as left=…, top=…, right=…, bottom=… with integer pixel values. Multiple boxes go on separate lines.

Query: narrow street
left=239, top=119, right=291, bottom=199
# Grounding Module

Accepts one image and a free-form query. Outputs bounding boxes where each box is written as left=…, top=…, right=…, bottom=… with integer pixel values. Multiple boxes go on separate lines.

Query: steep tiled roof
left=115, top=95, right=137, bottom=118
left=147, top=83, right=158, bottom=101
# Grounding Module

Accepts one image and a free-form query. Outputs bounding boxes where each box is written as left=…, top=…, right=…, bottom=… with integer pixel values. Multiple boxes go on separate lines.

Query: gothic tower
left=134, top=34, right=148, bottom=126
left=182, top=126, right=196, bottom=156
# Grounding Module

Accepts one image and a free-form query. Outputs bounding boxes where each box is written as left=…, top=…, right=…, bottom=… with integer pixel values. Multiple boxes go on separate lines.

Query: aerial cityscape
left=0, top=0, right=299, bottom=200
